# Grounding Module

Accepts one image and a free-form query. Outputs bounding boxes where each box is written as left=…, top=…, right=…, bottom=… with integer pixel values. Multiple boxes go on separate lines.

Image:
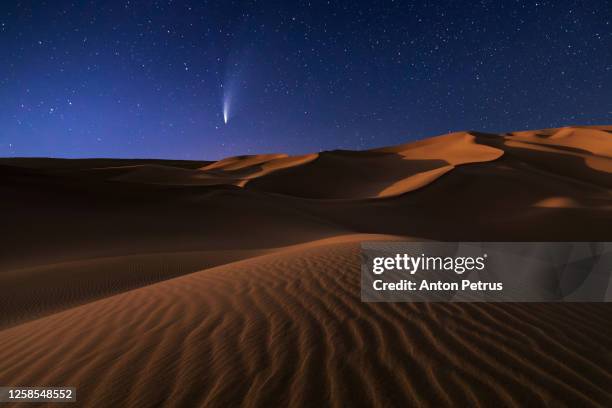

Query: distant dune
left=1, top=126, right=611, bottom=406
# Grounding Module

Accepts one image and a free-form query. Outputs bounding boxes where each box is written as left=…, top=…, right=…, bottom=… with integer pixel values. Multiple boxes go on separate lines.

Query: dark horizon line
left=1, top=123, right=609, bottom=162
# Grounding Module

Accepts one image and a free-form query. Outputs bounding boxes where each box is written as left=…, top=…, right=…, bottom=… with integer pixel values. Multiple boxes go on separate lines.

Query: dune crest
left=375, top=131, right=504, bottom=164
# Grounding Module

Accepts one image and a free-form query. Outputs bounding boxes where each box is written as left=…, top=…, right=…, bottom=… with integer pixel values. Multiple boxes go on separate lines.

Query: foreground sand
left=1, top=126, right=611, bottom=406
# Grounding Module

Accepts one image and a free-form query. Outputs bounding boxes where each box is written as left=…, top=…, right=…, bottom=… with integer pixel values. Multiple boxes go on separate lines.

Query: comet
left=222, top=84, right=232, bottom=124
left=222, top=54, right=246, bottom=125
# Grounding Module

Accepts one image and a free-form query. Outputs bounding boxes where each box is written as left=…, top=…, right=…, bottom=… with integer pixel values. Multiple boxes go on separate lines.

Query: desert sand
left=0, top=126, right=611, bottom=406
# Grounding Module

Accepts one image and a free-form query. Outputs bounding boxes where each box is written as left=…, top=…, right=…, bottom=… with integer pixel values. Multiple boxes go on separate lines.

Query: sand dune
left=201, top=153, right=318, bottom=187
left=474, top=127, right=612, bottom=189
left=0, top=126, right=611, bottom=406
left=506, top=125, right=612, bottom=157
left=0, top=237, right=610, bottom=407
left=0, top=249, right=268, bottom=329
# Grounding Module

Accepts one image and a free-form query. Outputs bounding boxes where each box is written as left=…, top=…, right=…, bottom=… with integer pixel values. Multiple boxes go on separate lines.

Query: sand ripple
left=0, top=238, right=610, bottom=407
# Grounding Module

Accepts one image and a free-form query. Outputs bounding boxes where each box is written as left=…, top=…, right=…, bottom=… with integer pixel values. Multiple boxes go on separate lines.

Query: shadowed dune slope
left=473, top=127, right=612, bottom=189
left=0, top=249, right=269, bottom=329
left=0, top=237, right=610, bottom=407
left=245, top=132, right=504, bottom=198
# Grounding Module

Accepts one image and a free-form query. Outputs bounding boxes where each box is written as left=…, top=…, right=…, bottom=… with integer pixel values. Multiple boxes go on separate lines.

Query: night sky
left=1, top=1, right=610, bottom=159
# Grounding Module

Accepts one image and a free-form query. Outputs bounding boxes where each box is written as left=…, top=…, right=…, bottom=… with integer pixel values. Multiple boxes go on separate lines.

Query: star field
left=0, top=1, right=610, bottom=159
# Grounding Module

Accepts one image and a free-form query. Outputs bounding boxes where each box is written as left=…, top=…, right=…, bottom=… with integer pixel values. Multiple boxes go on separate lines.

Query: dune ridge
left=0, top=125, right=611, bottom=406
